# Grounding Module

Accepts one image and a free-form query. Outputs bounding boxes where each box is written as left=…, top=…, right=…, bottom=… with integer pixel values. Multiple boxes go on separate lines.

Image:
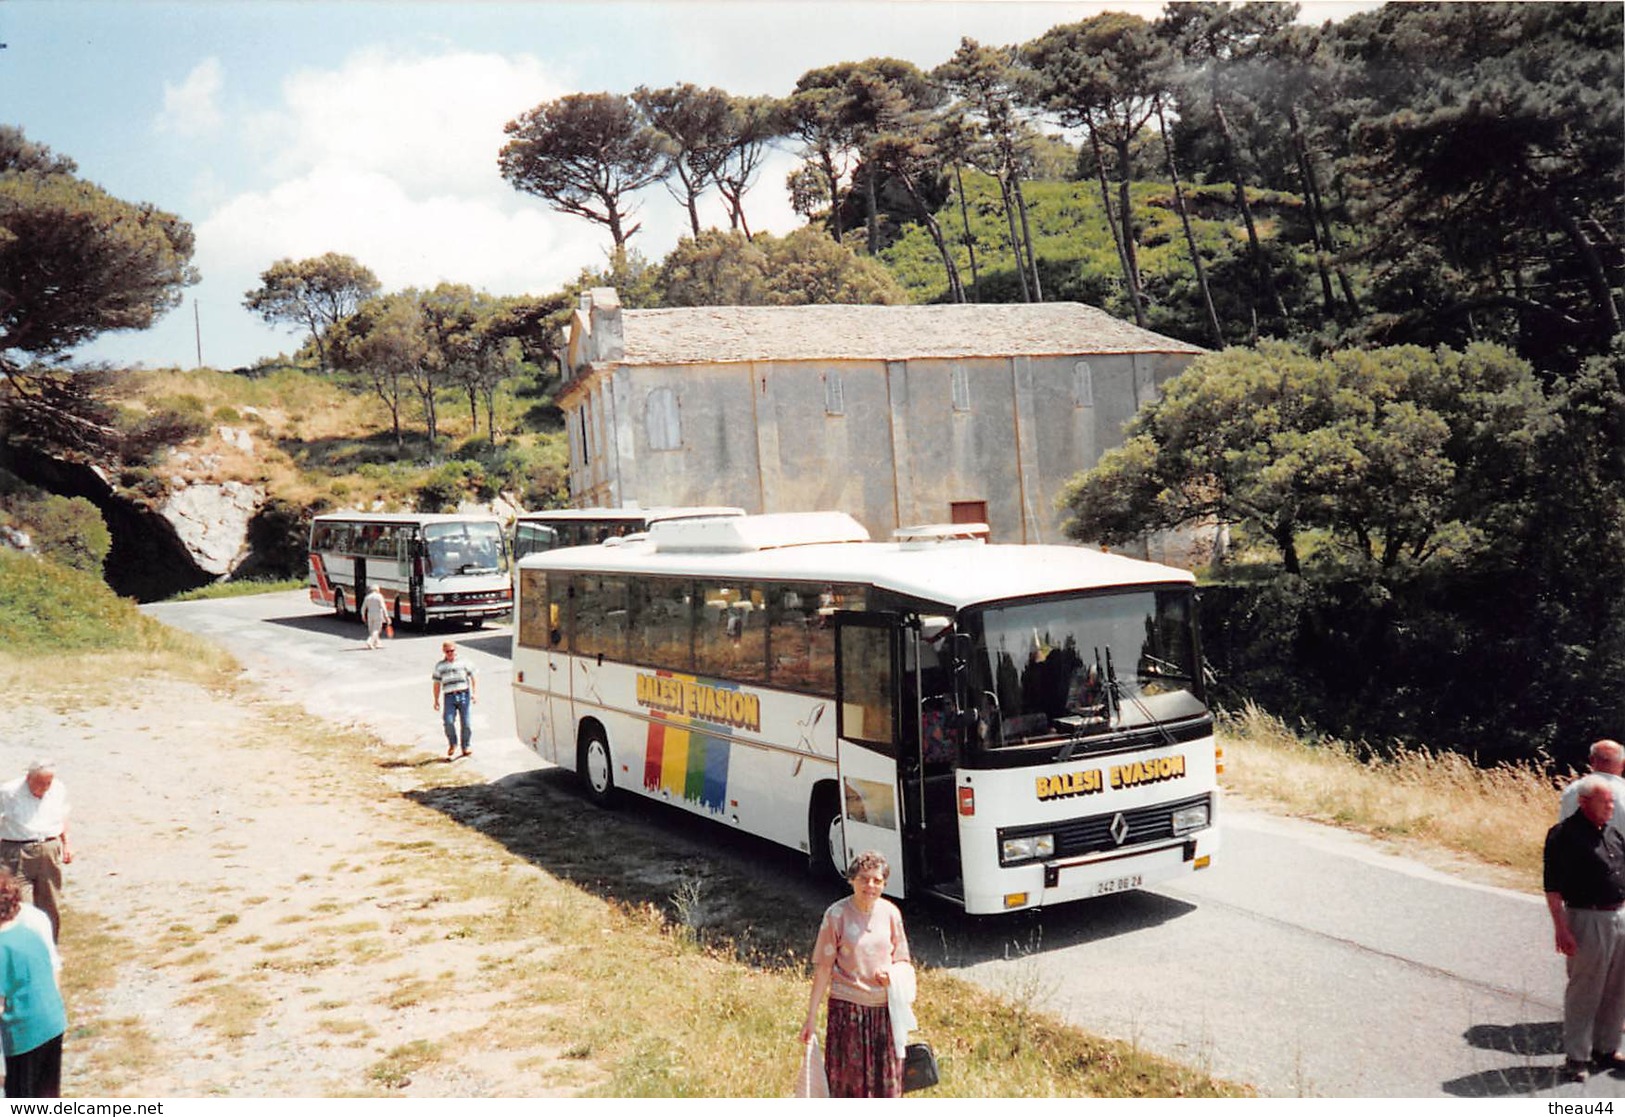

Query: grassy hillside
left=0, top=549, right=236, bottom=690
left=104, top=365, right=569, bottom=516
left=881, top=170, right=1317, bottom=345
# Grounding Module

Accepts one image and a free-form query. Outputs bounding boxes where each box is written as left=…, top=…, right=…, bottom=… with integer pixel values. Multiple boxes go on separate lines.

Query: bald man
left=1561, top=739, right=1625, bottom=828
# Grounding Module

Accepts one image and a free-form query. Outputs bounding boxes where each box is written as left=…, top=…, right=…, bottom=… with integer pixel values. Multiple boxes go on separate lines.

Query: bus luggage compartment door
left=833, top=613, right=906, bottom=899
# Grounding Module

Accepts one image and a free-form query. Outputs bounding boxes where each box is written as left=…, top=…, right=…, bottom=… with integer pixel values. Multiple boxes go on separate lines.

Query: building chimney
left=589, top=287, right=624, bottom=363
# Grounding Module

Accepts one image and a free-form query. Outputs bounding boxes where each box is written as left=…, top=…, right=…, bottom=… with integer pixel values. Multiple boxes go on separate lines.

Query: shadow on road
left=1442, top=1021, right=1571, bottom=1097
left=404, top=767, right=1200, bottom=974
left=458, top=633, right=512, bottom=658
left=264, top=612, right=503, bottom=648
left=1442, top=1063, right=1568, bottom=1097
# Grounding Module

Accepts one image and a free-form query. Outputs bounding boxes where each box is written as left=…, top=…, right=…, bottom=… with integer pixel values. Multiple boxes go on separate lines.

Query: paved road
left=144, top=590, right=1618, bottom=1099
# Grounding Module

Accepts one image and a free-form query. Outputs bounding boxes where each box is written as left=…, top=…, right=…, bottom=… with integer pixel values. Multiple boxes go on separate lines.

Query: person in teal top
left=0, top=870, right=65, bottom=1097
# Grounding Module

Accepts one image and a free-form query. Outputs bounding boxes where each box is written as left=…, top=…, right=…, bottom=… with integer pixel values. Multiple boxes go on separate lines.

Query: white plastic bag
left=793, top=1036, right=830, bottom=1098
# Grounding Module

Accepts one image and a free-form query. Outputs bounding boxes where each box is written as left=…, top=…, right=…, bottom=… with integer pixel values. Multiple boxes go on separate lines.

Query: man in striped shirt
left=432, top=642, right=477, bottom=759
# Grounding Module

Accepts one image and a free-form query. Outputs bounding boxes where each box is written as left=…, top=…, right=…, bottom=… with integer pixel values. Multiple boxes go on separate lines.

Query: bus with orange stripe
left=309, top=512, right=512, bottom=631
left=509, top=512, right=1218, bottom=915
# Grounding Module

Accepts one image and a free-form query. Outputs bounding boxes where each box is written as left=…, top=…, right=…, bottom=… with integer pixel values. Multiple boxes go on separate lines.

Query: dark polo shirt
left=1544, top=811, right=1625, bottom=909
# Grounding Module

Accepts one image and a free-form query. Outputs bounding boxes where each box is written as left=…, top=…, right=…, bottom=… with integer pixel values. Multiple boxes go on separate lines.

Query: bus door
left=405, top=531, right=428, bottom=629
left=903, top=622, right=964, bottom=895
left=352, top=557, right=367, bottom=602
left=833, top=613, right=906, bottom=899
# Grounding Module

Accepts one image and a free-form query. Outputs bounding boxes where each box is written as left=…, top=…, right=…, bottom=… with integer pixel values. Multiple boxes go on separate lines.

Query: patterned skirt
left=825, top=998, right=902, bottom=1098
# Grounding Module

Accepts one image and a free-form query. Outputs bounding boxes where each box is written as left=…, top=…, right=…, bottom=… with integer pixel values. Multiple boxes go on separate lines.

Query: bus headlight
left=1000, top=834, right=1055, bottom=865
left=1171, top=802, right=1210, bottom=835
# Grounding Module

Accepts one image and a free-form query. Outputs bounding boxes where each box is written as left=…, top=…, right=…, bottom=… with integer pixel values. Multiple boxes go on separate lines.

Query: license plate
left=1094, top=874, right=1142, bottom=897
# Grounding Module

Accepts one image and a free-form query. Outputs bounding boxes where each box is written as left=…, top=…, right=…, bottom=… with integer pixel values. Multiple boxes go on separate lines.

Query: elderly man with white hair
left=0, top=760, right=71, bottom=942
left=1545, top=773, right=1625, bottom=1082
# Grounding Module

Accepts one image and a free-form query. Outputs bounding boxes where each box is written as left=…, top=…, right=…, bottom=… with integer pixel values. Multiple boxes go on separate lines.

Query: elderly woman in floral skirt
left=799, top=849, right=911, bottom=1097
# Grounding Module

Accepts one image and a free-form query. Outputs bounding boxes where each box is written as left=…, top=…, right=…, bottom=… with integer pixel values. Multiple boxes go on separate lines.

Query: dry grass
left=107, top=365, right=548, bottom=512
left=36, top=648, right=1245, bottom=1098
left=1219, top=702, right=1560, bottom=889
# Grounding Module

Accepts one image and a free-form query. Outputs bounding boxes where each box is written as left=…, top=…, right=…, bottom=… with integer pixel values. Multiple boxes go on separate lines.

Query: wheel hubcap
left=826, top=814, right=845, bottom=876
left=587, top=743, right=610, bottom=792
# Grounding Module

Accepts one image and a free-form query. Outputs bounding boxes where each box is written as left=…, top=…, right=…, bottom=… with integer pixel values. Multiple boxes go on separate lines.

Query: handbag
left=792, top=1036, right=829, bottom=1098
left=901, top=1040, right=939, bottom=1093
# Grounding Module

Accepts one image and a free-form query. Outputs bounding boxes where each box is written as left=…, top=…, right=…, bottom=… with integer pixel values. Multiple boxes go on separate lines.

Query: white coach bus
left=510, top=512, right=1218, bottom=915
left=309, top=512, right=512, bottom=630
left=512, top=505, right=745, bottom=560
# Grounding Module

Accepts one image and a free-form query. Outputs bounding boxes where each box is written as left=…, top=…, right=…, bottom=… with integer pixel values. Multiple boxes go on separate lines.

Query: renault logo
left=1110, top=812, right=1129, bottom=846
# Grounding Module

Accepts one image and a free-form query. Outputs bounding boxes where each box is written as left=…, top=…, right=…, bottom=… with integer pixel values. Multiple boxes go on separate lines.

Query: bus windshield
left=964, top=588, right=1203, bottom=747
left=424, top=521, right=508, bottom=578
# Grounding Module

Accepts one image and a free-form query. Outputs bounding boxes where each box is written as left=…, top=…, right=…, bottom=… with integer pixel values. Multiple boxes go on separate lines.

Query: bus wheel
left=333, top=589, right=350, bottom=620
left=579, top=730, right=617, bottom=808
left=808, top=787, right=845, bottom=882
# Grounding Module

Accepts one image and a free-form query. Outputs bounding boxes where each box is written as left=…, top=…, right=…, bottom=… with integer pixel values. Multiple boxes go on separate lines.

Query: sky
left=1, top=0, right=1380, bottom=372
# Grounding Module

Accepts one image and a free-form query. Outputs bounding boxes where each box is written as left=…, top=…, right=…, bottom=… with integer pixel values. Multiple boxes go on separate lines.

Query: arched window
left=645, top=387, right=681, bottom=451
left=1073, top=361, right=1094, bottom=408
left=951, top=364, right=972, bottom=412
left=824, top=372, right=845, bottom=416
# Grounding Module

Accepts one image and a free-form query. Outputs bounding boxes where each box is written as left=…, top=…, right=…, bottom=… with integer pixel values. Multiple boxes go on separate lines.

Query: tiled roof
left=612, top=302, right=1204, bottom=365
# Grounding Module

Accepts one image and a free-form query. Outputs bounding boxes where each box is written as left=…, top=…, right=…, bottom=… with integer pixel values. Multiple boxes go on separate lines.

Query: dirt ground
left=13, top=670, right=589, bottom=1098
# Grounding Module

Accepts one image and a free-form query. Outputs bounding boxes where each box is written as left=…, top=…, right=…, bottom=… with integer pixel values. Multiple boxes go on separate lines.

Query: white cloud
left=260, top=48, right=562, bottom=202
left=199, top=164, right=604, bottom=301
left=159, top=58, right=225, bottom=136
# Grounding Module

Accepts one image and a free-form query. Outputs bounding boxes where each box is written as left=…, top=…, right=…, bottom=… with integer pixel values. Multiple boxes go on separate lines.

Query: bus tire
left=333, top=589, right=350, bottom=620
left=579, top=727, right=617, bottom=808
left=808, top=785, right=845, bottom=882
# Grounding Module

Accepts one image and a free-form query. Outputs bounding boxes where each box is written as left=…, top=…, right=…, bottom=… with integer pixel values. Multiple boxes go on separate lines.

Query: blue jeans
left=442, top=690, right=472, bottom=751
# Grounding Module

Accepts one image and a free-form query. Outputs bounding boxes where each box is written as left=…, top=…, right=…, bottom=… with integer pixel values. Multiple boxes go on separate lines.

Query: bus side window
left=839, top=624, right=895, bottom=755
left=573, top=575, right=628, bottom=662
left=516, top=569, right=551, bottom=649
left=631, top=578, right=693, bottom=672
left=696, top=581, right=765, bottom=683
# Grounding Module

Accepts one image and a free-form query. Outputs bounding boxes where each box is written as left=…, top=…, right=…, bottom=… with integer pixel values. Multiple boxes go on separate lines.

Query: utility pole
left=194, top=299, right=203, bottom=368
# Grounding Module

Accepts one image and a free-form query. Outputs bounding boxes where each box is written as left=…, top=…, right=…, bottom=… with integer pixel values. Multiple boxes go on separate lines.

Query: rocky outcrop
left=2, top=446, right=266, bottom=601
left=158, top=480, right=264, bottom=578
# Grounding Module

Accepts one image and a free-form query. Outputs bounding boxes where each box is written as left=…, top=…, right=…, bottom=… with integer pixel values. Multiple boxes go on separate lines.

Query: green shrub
left=120, top=408, right=210, bottom=464
left=416, top=460, right=493, bottom=511
left=26, top=495, right=111, bottom=574
left=0, top=550, right=171, bottom=653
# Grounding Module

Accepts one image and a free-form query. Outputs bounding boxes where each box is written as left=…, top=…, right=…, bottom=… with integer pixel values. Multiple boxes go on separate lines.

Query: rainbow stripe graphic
left=642, top=671, right=734, bottom=813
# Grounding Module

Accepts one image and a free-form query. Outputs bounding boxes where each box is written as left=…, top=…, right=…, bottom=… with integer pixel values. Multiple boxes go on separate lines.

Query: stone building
left=559, top=288, right=1204, bottom=549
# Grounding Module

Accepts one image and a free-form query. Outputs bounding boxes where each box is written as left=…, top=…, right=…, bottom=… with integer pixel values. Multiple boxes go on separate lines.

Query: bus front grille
left=999, top=793, right=1212, bottom=860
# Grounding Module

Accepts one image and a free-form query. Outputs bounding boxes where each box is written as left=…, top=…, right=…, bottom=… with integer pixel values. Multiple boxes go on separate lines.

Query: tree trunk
left=997, top=176, right=1031, bottom=302
left=953, top=162, right=980, bottom=302
left=1013, top=175, right=1043, bottom=303
left=1287, top=114, right=1337, bottom=316
left=1112, top=133, right=1145, bottom=325
left=821, top=151, right=845, bottom=242
left=1545, top=190, right=1624, bottom=340
left=1090, top=128, right=1141, bottom=326
left=898, top=174, right=964, bottom=303
left=1274, top=520, right=1300, bottom=576
left=1212, top=91, right=1288, bottom=324
left=1157, top=99, right=1223, bottom=347
left=864, top=166, right=880, bottom=256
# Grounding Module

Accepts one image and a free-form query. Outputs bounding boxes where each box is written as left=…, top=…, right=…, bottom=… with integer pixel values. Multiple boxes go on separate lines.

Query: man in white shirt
left=1561, top=739, right=1625, bottom=829
left=0, top=760, right=72, bottom=941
